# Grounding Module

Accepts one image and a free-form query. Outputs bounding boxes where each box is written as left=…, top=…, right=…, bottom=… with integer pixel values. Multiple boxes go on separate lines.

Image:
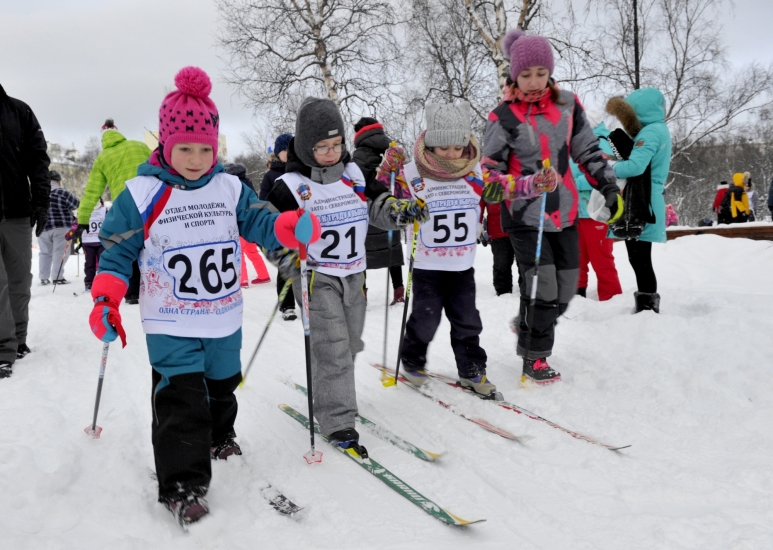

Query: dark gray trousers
left=0, top=218, right=33, bottom=363
left=293, top=271, right=366, bottom=436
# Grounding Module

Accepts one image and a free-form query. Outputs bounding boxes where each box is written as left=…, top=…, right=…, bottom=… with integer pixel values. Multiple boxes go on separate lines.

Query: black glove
left=262, top=247, right=301, bottom=281
left=31, top=207, right=48, bottom=237
left=599, top=184, right=624, bottom=224
left=73, top=224, right=89, bottom=241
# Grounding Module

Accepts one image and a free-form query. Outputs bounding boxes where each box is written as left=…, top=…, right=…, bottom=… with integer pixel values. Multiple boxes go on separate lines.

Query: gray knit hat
left=424, top=102, right=471, bottom=148
left=294, top=97, right=346, bottom=167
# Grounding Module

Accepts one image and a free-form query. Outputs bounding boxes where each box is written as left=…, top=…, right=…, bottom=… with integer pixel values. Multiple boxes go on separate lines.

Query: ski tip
left=445, top=510, right=486, bottom=526
left=381, top=377, right=397, bottom=388
left=609, top=444, right=632, bottom=452
left=421, top=449, right=445, bottom=461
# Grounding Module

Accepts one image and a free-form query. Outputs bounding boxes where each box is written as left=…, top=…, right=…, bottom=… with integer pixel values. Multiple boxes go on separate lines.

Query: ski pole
left=521, top=159, right=550, bottom=363
left=298, top=241, right=322, bottom=464
left=386, top=198, right=425, bottom=387
left=289, top=210, right=323, bottom=465
left=52, top=238, right=71, bottom=293
left=84, top=342, right=110, bottom=439
left=382, top=155, right=398, bottom=371
left=241, top=279, right=292, bottom=386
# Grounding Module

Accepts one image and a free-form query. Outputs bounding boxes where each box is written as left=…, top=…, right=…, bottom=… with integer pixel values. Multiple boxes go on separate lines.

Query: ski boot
left=401, top=365, right=429, bottom=387
left=53, top=278, right=70, bottom=285
left=125, top=294, right=139, bottom=305
left=329, top=428, right=368, bottom=458
left=251, top=277, right=271, bottom=284
left=211, top=435, right=242, bottom=460
left=459, top=373, right=502, bottom=400
left=576, top=287, right=587, bottom=298
left=0, top=361, right=12, bottom=379
left=40, top=279, right=51, bottom=286
left=161, top=484, right=209, bottom=527
left=522, top=358, right=561, bottom=385
left=281, top=308, right=297, bottom=321
left=16, top=343, right=31, bottom=360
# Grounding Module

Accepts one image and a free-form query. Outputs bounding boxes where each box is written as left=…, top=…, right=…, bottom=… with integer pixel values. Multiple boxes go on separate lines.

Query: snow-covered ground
left=2, top=234, right=772, bottom=549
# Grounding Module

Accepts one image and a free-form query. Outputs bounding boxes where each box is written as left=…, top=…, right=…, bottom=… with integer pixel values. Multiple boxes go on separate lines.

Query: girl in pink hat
left=86, top=67, right=302, bottom=526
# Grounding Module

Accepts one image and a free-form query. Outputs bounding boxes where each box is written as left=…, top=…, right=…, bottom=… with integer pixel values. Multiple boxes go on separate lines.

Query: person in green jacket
left=75, top=119, right=151, bottom=303
left=606, top=87, right=671, bottom=313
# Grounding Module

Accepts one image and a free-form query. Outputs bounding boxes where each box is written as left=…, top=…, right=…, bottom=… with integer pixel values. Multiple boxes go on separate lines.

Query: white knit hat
left=424, top=102, right=471, bottom=147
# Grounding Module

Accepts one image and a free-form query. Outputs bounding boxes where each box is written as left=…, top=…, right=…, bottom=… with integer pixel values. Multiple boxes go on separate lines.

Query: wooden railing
left=666, top=222, right=773, bottom=241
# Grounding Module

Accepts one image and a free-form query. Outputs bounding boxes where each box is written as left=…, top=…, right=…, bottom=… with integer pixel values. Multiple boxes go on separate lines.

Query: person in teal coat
left=606, top=87, right=671, bottom=313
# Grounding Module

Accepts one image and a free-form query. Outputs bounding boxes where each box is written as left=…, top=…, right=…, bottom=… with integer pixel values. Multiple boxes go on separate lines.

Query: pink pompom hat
left=502, top=29, right=555, bottom=81
left=158, top=66, right=220, bottom=167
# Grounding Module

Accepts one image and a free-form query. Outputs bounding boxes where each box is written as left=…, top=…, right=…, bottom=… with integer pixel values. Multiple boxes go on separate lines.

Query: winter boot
left=281, top=308, right=297, bottom=321
left=211, top=435, right=242, bottom=460
left=161, top=484, right=209, bottom=526
left=40, top=279, right=51, bottom=286
left=53, top=278, right=70, bottom=285
left=634, top=291, right=660, bottom=313
left=576, top=287, right=586, bottom=298
left=125, top=295, right=139, bottom=305
left=390, top=286, right=405, bottom=305
left=329, top=428, right=368, bottom=458
left=251, top=277, right=271, bottom=284
left=400, top=365, right=429, bottom=387
left=522, top=358, right=561, bottom=385
left=0, top=361, right=12, bottom=379
left=16, top=343, right=31, bottom=360
left=459, top=373, right=498, bottom=397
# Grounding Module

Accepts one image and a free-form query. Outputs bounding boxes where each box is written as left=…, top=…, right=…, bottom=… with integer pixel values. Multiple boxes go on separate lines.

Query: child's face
left=432, top=145, right=465, bottom=160
left=170, top=142, right=214, bottom=180
left=516, top=66, right=550, bottom=94
left=312, top=136, right=343, bottom=166
left=278, top=150, right=288, bottom=163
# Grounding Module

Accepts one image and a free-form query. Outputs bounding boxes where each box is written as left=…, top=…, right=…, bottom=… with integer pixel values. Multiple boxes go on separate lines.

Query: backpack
left=603, top=129, right=656, bottom=239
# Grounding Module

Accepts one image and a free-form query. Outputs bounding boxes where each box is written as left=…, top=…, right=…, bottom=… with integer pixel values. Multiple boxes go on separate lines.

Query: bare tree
left=216, top=0, right=402, bottom=125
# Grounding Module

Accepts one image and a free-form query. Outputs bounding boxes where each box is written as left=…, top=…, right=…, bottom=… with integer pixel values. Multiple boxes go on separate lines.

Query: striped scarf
left=413, top=132, right=481, bottom=182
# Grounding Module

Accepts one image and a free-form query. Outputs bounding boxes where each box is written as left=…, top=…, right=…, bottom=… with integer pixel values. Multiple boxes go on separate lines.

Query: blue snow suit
left=96, top=156, right=282, bottom=499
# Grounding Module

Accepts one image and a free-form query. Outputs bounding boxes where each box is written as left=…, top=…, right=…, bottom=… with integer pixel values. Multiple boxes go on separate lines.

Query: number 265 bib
left=126, top=174, right=244, bottom=338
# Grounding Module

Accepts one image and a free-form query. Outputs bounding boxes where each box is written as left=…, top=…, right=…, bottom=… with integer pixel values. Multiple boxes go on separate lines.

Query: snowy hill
left=2, top=234, right=772, bottom=549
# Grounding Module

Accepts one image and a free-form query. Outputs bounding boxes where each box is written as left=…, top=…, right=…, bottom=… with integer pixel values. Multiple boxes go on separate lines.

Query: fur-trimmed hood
left=606, top=87, right=667, bottom=137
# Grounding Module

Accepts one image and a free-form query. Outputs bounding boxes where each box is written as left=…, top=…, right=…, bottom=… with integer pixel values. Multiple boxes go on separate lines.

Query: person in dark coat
left=352, top=118, right=405, bottom=304
left=259, top=133, right=292, bottom=200
left=258, top=134, right=296, bottom=318
left=0, top=83, right=51, bottom=377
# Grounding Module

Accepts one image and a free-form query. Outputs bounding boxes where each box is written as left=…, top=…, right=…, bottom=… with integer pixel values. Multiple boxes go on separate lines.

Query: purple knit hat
left=502, top=29, right=555, bottom=81
left=158, top=67, right=219, bottom=166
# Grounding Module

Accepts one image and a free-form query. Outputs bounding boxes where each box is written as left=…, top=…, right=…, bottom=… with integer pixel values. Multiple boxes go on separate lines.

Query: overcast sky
left=2, top=0, right=772, bottom=158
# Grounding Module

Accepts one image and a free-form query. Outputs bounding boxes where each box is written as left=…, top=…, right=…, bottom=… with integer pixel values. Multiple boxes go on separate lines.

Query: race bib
left=163, top=240, right=240, bottom=301
left=421, top=203, right=478, bottom=249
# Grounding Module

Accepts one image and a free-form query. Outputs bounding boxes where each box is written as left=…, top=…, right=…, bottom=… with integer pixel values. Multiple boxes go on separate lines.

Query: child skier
left=80, top=197, right=107, bottom=291
left=481, top=30, right=622, bottom=384
left=87, top=67, right=298, bottom=526
left=381, top=102, right=496, bottom=397
left=265, top=97, right=428, bottom=449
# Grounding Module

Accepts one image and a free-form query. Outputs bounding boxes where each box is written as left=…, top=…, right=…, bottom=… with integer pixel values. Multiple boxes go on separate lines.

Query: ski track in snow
left=1, top=235, right=772, bottom=549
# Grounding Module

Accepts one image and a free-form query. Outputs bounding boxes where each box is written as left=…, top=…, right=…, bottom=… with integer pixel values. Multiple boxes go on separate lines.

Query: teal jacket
left=571, top=122, right=614, bottom=219
left=612, top=88, right=671, bottom=243
left=97, top=160, right=281, bottom=282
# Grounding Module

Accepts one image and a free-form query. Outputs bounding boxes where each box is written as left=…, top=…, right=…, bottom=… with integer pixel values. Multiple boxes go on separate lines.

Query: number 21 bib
left=279, top=163, right=369, bottom=277
left=403, top=161, right=482, bottom=272
left=126, top=173, right=244, bottom=338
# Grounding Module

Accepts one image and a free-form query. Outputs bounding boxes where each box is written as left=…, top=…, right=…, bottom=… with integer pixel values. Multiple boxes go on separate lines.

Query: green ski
left=279, top=404, right=484, bottom=527
left=283, top=379, right=443, bottom=463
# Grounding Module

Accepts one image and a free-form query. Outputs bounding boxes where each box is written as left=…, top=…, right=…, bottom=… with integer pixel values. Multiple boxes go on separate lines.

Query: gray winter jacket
left=481, top=89, right=617, bottom=232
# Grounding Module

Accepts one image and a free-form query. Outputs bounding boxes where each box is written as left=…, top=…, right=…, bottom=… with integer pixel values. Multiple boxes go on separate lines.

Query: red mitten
left=89, top=272, right=128, bottom=347
left=274, top=209, right=321, bottom=249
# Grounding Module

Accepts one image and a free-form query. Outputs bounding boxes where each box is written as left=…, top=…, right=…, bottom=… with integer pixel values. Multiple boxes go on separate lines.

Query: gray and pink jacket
left=481, top=89, right=616, bottom=232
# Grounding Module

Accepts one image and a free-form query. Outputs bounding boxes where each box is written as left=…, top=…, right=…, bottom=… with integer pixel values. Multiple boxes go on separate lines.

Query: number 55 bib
left=126, top=173, right=244, bottom=338
left=403, top=161, right=482, bottom=272
left=279, top=163, right=369, bottom=277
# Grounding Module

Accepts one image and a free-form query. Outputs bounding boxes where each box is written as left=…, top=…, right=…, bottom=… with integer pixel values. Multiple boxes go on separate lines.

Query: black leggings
left=625, top=240, right=657, bottom=293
